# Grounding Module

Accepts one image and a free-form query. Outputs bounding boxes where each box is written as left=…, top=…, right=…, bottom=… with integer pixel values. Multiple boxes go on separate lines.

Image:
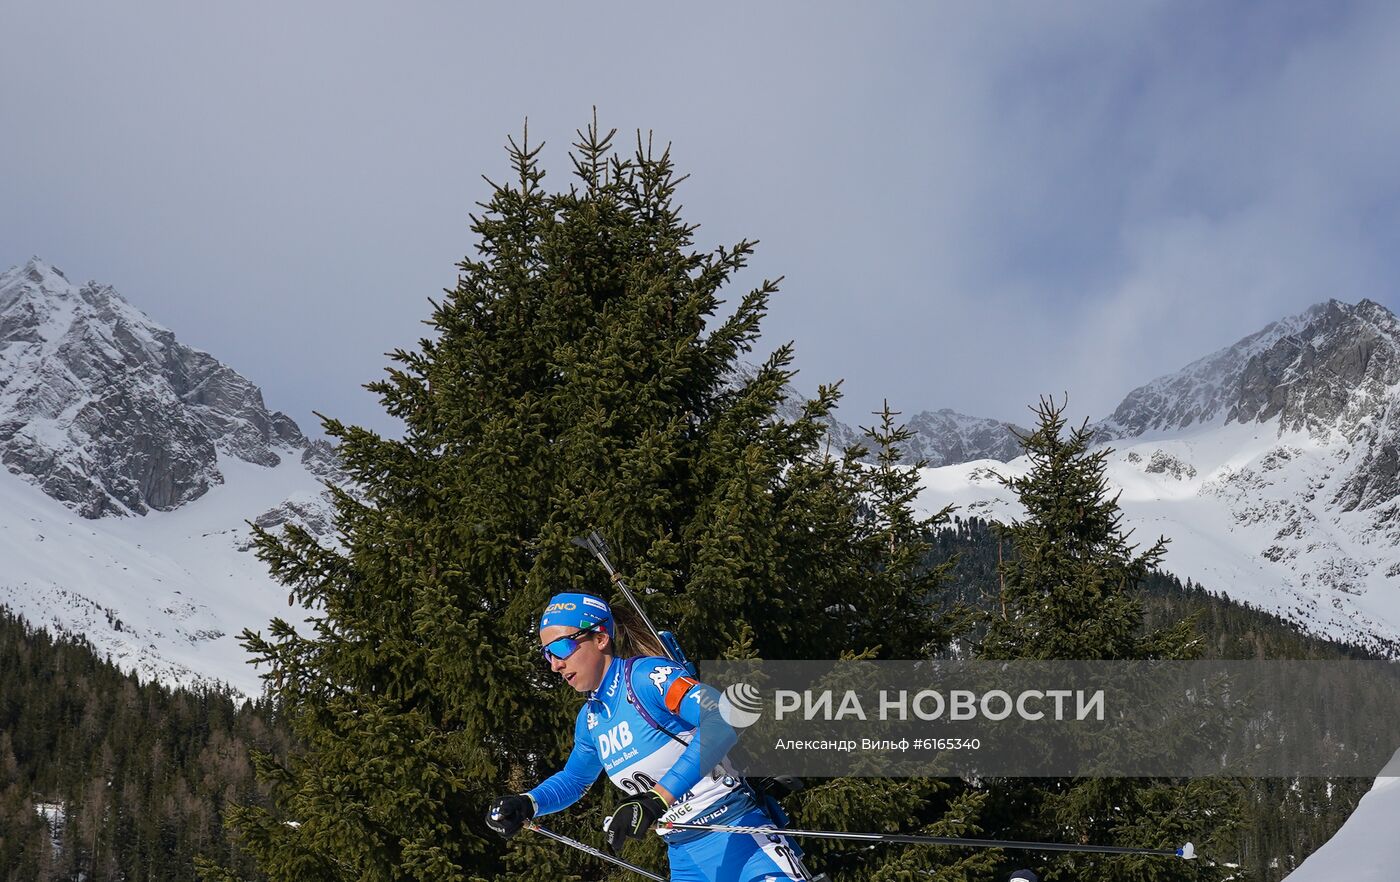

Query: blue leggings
left=666, top=807, right=806, bottom=882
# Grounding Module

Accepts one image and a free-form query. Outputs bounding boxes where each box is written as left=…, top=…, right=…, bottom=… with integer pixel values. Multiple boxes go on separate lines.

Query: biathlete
left=486, top=592, right=807, bottom=882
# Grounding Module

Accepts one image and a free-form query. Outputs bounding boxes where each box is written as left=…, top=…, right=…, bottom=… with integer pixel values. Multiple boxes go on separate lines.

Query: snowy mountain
left=818, top=405, right=1028, bottom=466
left=0, top=258, right=342, bottom=517
left=767, top=299, right=1400, bottom=652
left=766, top=372, right=1029, bottom=466
left=5, top=257, right=1398, bottom=688
left=891, top=408, right=1029, bottom=466
left=1097, top=299, right=1400, bottom=444
left=0, top=258, right=339, bottom=695
left=925, top=424, right=1400, bottom=654
left=921, top=298, right=1400, bottom=654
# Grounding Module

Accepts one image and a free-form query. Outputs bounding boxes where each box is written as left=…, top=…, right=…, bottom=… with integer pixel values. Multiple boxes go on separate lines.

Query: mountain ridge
left=0, top=257, right=337, bottom=519
left=925, top=296, right=1400, bottom=653
left=6, top=256, right=1400, bottom=688
left=0, top=258, right=338, bottom=695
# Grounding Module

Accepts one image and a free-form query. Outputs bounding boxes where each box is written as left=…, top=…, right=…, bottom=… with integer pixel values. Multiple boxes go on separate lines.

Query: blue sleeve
left=525, top=707, right=602, bottom=816
left=630, top=659, right=738, bottom=802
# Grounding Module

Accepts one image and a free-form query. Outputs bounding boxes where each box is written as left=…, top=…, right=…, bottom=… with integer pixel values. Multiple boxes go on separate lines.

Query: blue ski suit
left=527, top=655, right=805, bottom=882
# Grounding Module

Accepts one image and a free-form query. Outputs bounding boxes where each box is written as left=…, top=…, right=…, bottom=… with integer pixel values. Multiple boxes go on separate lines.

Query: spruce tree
left=977, top=396, right=1242, bottom=881
left=208, top=119, right=997, bottom=882
left=790, top=404, right=998, bottom=882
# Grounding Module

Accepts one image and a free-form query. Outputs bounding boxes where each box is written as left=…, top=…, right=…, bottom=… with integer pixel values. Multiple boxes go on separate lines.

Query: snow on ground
left=34, top=801, right=65, bottom=856
left=1283, top=773, right=1400, bottom=881
left=0, top=450, right=327, bottom=697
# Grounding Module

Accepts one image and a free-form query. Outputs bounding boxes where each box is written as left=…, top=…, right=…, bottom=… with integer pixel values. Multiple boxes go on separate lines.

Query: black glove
left=486, top=793, right=535, bottom=839
left=603, top=790, right=669, bottom=854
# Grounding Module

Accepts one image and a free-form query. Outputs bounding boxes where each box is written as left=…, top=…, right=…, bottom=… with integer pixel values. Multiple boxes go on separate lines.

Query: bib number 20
left=619, top=771, right=658, bottom=795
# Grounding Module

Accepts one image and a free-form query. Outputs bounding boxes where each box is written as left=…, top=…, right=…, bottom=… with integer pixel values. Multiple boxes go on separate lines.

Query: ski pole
left=527, top=822, right=666, bottom=882
left=571, top=530, right=674, bottom=663
left=659, top=822, right=1195, bottom=860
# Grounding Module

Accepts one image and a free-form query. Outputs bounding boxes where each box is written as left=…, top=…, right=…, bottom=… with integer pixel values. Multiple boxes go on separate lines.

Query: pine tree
left=209, top=119, right=995, bottom=882
left=977, top=396, right=1242, bottom=881
left=790, top=404, right=998, bottom=882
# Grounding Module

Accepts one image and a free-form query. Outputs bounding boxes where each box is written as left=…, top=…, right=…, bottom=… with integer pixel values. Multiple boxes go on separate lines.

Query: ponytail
left=610, top=603, right=669, bottom=660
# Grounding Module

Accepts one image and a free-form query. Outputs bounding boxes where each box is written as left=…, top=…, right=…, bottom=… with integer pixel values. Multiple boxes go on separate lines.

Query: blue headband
left=539, top=592, right=614, bottom=637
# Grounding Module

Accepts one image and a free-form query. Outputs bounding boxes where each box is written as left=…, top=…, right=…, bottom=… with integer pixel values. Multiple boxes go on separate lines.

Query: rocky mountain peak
left=1100, top=298, right=1400, bottom=441
left=22, top=255, right=67, bottom=283
left=1225, top=299, right=1400, bottom=438
left=901, top=408, right=1029, bottom=466
left=0, top=258, right=316, bottom=518
left=749, top=359, right=1028, bottom=467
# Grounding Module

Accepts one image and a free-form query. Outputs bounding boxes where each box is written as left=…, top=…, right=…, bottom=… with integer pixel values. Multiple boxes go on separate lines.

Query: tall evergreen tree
left=980, top=397, right=1201, bottom=662
left=977, top=397, right=1242, bottom=881
left=791, top=405, right=997, bottom=882
left=209, top=120, right=996, bottom=882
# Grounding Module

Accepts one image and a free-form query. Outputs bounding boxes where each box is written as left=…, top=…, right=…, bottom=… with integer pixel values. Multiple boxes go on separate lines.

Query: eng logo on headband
left=539, top=592, right=614, bottom=638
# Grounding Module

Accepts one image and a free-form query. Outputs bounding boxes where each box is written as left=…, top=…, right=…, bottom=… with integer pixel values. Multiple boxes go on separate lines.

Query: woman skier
left=486, top=591, right=807, bottom=882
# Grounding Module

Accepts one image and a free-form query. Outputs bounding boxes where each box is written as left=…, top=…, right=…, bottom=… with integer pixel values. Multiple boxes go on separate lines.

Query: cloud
left=821, top=0, right=1400, bottom=424
left=1061, top=0, right=1400, bottom=410
left=3, top=2, right=1399, bottom=434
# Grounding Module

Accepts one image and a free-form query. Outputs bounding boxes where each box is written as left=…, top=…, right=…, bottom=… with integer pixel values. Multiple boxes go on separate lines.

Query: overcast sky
left=5, top=1, right=1400, bottom=438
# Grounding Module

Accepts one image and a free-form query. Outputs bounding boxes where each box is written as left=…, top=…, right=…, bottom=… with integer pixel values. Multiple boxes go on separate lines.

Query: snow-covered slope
left=921, top=299, right=1400, bottom=655
left=1094, top=306, right=1321, bottom=438
left=922, top=420, right=1400, bottom=653
left=0, top=258, right=339, bottom=696
left=1283, top=773, right=1400, bottom=881
left=0, top=452, right=326, bottom=695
